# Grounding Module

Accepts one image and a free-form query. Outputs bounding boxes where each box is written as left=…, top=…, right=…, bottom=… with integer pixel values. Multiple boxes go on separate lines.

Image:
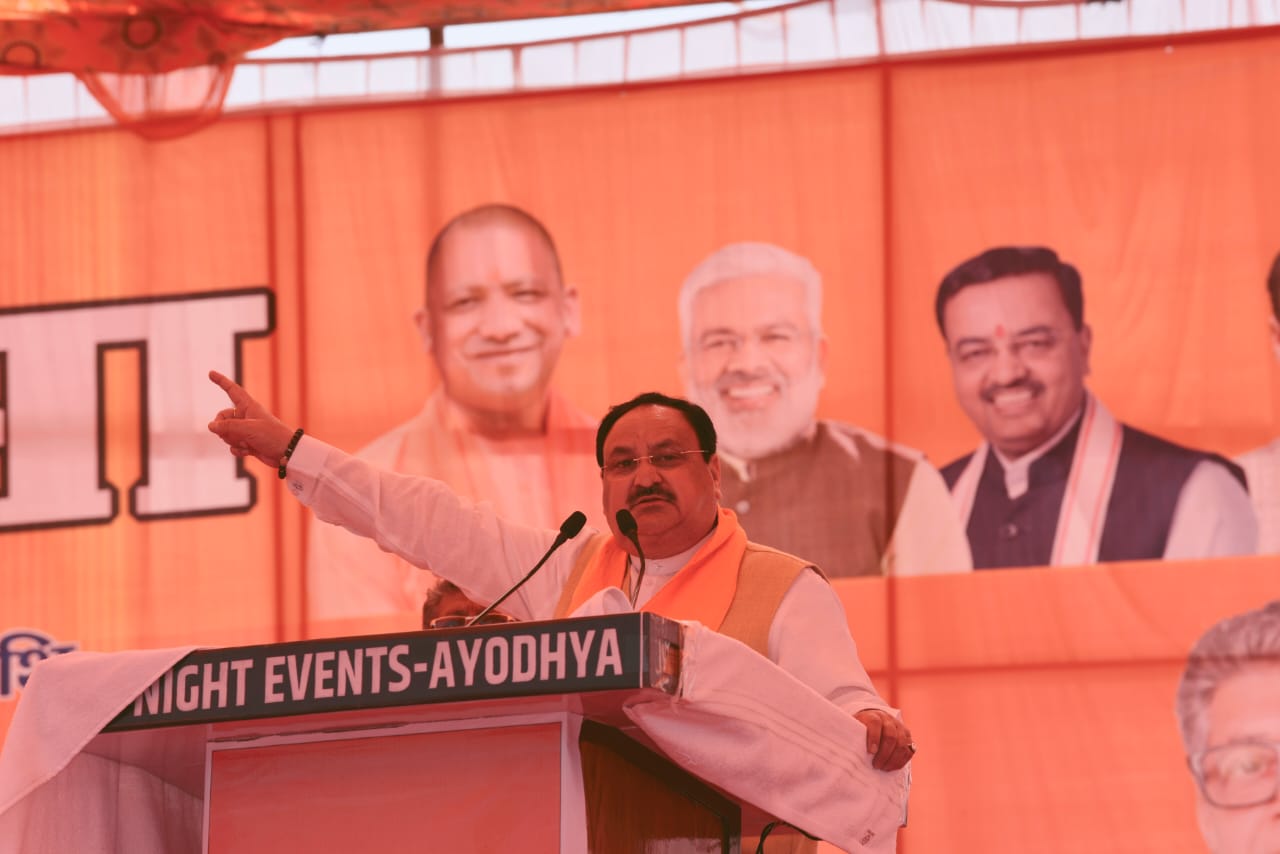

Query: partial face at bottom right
left=1195, top=666, right=1280, bottom=854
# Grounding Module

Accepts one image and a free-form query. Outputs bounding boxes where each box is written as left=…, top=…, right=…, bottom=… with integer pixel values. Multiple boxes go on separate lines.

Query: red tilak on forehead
left=994, top=324, right=1006, bottom=338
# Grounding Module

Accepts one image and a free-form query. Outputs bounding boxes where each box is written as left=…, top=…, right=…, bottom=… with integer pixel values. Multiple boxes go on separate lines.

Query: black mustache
left=628, top=484, right=676, bottom=504
left=980, top=379, right=1044, bottom=404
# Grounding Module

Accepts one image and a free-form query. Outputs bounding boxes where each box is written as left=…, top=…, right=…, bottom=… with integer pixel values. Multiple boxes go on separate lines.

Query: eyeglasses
left=601, top=450, right=707, bottom=479
left=427, top=613, right=516, bottom=630
left=1192, top=740, right=1280, bottom=808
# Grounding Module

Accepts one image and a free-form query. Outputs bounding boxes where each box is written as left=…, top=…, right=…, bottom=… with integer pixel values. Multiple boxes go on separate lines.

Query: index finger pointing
left=208, top=370, right=249, bottom=406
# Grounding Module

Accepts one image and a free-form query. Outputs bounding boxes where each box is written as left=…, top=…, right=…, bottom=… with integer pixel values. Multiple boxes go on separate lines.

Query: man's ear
left=413, top=306, right=432, bottom=354
left=708, top=453, right=722, bottom=502
left=562, top=285, right=582, bottom=338
left=816, top=334, right=830, bottom=383
left=1270, top=316, right=1280, bottom=364
left=1079, top=323, right=1094, bottom=375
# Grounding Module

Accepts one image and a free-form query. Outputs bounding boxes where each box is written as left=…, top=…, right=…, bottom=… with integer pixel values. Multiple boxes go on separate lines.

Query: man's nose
left=989, top=344, right=1029, bottom=385
left=631, top=457, right=664, bottom=486
left=725, top=337, right=768, bottom=373
left=476, top=296, right=525, bottom=340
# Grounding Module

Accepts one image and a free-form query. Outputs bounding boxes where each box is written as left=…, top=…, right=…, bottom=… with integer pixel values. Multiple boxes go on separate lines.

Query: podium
left=26, top=614, right=770, bottom=853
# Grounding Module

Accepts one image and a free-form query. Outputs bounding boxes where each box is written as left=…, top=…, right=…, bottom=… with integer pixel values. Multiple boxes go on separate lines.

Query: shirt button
left=998, top=522, right=1020, bottom=540
left=735, top=499, right=751, bottom=514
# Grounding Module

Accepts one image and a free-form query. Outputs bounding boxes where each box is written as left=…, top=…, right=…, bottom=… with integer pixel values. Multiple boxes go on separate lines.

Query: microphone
left=465, top=510, right=587, bottom=627
left=616, top=509, right=646, bottom=607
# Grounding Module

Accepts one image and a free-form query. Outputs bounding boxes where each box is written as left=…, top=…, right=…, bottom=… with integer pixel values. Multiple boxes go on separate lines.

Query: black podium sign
left=105, top=612, right=683, bottom=731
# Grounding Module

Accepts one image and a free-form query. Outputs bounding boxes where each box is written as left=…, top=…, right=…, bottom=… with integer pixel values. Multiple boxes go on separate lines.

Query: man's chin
left=717, top=422, right=800, bottom=460
left=719, top=393, right=780, bottom=415
left=453, top=376, right=546, bottom=406
left=984, top=429, right=1053, bottom=459
left=683, top=398, right=790, bottom=459
left=476, top=371, right=540, bottom=394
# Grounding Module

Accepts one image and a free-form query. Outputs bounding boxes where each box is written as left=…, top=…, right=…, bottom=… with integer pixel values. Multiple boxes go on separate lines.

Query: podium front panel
left=207, top=720, right=566, bottom=853
left=579, top=720, right=740, bottom=853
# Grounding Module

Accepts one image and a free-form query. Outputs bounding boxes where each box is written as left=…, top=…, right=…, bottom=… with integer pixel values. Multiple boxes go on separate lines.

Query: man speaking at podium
left=207, top=374, right=915, bottom=781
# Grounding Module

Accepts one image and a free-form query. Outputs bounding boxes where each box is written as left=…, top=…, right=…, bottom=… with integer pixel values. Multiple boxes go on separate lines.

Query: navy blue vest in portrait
left=941, top=420, right=1248, bottom=569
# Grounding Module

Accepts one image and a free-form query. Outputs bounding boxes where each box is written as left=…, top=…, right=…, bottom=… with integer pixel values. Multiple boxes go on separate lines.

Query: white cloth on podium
left=570, top=589, right=909, bottom=853
left=0, top=647, right=199, bottom=854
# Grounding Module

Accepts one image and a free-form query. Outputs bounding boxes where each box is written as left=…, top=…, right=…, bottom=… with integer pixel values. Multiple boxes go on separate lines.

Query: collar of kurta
left=566, top=508, right=747, bottom=629
left=952, top=393, right=1123, bottom=565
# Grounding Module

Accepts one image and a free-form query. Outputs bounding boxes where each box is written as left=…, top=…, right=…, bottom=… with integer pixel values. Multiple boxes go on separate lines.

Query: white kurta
left=1237, top=438, right=1280, bottom=555
left=288, top=435, right=895, bottom=718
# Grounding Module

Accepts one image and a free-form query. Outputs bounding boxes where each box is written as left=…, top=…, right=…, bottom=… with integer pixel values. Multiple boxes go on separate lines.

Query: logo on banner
left=0, top=288, right=274, bottom=533
left=0, top=628, right=79, bottom=700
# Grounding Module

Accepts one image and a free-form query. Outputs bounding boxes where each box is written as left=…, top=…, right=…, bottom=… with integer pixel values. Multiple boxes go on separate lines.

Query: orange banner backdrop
left=2, top=27, right=1280, bottom=853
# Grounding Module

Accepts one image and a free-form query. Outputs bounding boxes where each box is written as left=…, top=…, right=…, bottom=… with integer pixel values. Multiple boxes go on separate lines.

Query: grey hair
left=1175, top=601, right=1280, bottom=758
left=677, top=241, right=824, bottom=350
left=421, top=578, right=464, bottom=628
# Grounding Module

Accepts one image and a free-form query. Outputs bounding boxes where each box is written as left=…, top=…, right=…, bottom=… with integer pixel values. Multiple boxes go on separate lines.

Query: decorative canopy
left=0, top=0, right=702, bottom=76
left=0, top=0, right=717, bottom=135
left=3, top=0, right=1262, bottom=136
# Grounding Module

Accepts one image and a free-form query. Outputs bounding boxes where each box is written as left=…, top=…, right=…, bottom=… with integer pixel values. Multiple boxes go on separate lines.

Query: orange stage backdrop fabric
left=2, top=29, right=1280, bottom=853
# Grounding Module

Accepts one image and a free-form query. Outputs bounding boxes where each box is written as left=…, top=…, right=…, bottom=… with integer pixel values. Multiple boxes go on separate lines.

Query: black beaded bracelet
left=278, top=428, right=305, bottom=479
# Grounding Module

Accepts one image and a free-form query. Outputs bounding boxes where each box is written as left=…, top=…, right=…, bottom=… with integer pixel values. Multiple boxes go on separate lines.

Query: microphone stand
left=615, top=509, right=646, bottom=607
left=465, top=510, right=587, bottom=627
